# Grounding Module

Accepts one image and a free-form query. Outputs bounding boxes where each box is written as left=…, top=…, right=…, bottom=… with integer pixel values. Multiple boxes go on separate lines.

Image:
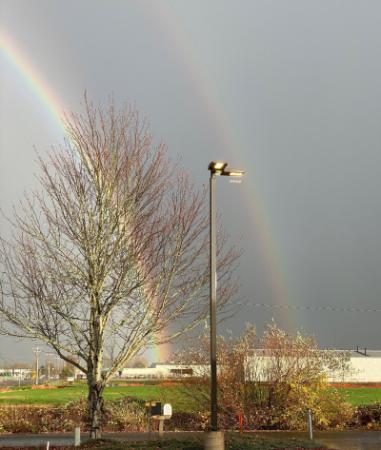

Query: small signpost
left=145, top=401, right=172, bottom=437
left=238, top=413, right=244, bottom=433
left=74, top=427, right=81, bottom=447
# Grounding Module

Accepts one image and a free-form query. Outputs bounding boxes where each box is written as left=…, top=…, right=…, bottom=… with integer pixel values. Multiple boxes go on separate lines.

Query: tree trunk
left=88, top=379, right=105, bottom=439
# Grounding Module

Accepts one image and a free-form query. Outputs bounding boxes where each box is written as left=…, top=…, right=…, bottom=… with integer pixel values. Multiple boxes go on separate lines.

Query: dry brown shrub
left=0, top=398, right=147, bottom=433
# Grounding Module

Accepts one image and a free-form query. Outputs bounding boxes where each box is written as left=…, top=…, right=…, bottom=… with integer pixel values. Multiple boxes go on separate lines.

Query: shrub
left=174, top=322, right=353, bottom=431
left=349, top=403, right=381, bottom=429
left=103, top=397, right=146, bottom=431
left=0, top=397, right=147, bottom=433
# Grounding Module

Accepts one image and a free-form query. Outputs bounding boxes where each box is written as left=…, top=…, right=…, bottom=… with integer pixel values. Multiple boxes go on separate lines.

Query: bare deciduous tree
left=0, top=97, right=239, bottom=438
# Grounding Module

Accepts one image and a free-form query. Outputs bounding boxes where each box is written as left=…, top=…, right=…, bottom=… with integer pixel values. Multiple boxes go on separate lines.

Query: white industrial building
left=329, top=349, right=381, bottom=383
left=118, top=364, right=208, bottom=379
left=244, top=349, right=381, bottom=384
left=2, top=349, right=381, bottom=383
left=0, top=368, right=32, bottom=379
left=118, top=349, right=381, bottom=383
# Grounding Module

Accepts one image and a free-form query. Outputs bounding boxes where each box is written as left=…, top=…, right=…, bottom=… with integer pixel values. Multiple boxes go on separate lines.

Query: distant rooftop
left=248, top=348, right=381, bottom=358
left=349, top=349, right=381, bottom=358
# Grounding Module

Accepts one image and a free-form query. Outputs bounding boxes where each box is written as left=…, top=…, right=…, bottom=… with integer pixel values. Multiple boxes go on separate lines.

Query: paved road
left=1, top=430, right=381, bottom=449
left=0, top=431, right=194, bottom=447
left=0, top=432, right=80, bottom=447
left=256, top=431, right=381, bottom=450
left=314, top=430, right=381, bottom=450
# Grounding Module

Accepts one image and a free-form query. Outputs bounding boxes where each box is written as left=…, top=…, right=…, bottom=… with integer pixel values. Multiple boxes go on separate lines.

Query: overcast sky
left=1, top=0, right=381, bottom=364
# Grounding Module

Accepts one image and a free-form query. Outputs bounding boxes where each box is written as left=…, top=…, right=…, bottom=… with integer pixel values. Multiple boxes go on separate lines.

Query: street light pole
left=205, top=161, right=244, bottom=450
left=209, top=171, right=218, bottom=432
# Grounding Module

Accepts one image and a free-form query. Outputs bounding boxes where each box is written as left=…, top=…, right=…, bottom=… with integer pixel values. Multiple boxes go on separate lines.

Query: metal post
left=206, top=161, right=244, bottom=450
left=210, top=173, right=218, bottom=432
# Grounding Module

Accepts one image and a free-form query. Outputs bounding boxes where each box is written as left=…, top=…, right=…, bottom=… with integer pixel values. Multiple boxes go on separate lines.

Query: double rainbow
left=1, top=14, right=292, bottom=361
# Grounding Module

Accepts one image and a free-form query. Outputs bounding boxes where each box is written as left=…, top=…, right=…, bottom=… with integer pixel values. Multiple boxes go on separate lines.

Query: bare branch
left=0, top=95, right=240, bottom=437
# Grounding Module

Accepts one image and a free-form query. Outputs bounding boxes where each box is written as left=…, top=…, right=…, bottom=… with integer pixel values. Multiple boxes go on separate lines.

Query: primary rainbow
left=0, top=31, right=172, bottom=362
left=0, top=31, right=65, bottom=133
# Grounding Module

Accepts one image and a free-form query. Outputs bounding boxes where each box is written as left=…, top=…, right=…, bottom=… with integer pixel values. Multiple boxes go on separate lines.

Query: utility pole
left=55, top=356, right=61, bottom=379
left=46, top=352, right=54, bottom=382
left=33, top=348, right=41, bottom=385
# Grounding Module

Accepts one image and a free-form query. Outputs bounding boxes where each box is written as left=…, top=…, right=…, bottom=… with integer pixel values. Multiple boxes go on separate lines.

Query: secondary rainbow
left=140, top=3, right=294, bottom=329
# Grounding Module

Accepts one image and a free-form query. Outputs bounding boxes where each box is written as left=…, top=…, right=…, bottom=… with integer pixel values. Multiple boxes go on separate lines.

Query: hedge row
left=1, top=400, right=381, bottom=433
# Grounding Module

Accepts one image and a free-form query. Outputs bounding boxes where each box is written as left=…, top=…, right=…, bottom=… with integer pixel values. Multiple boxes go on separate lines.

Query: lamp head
left=208, top=161, right=228, bottom=174
left=208, top=161, right=245, bottom=177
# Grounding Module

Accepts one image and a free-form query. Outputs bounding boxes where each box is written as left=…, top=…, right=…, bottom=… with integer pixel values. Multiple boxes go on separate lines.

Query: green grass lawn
left=2, top=382, right=381, bottom=410
left=0, top=383, right=204, bottom=412
left=339, top=387, right=381, bottom=406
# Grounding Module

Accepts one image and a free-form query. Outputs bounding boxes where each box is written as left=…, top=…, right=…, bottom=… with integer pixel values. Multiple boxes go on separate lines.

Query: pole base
left=204, top=431, right=224, bottom=450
